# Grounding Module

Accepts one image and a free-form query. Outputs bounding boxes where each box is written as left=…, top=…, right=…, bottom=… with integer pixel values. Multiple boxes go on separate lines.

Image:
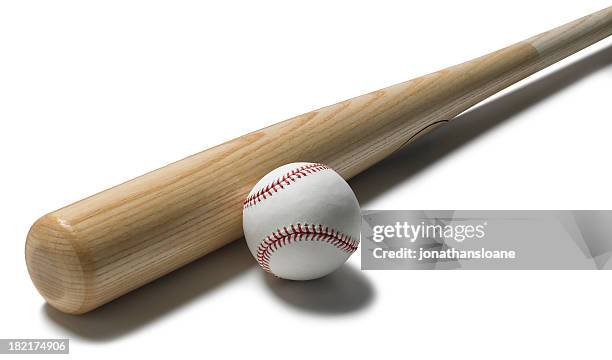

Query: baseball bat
left=27, top=6, right=612, bottom=314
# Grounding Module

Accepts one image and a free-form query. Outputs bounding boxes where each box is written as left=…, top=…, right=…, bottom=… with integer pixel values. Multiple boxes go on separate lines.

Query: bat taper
left=26, top=6, right=612, bottom=314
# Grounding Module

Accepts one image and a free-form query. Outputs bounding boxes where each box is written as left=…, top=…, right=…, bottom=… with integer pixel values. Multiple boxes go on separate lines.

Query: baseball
left=242, top=162, right=361, bottom=280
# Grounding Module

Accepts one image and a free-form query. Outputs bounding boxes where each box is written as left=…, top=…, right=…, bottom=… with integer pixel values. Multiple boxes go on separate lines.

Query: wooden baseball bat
left=27, top=6, right=612, bottom=314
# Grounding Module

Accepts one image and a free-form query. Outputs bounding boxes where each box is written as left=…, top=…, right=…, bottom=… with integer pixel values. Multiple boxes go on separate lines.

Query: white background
left=1, top=1, right=611, bottom=358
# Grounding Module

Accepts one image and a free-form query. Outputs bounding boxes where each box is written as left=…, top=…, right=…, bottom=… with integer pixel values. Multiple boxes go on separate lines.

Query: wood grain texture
left=26, top=6, right=612, bottom=314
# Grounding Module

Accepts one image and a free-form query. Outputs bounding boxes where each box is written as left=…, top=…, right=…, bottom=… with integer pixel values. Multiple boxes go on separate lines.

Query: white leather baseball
left=242, top=162, right=361, bottom=280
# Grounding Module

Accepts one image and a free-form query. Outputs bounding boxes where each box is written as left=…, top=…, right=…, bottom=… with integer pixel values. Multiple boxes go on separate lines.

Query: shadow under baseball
left=263, top=264, right=374, bottom=315
left=43, top=240, right=255, bottom=342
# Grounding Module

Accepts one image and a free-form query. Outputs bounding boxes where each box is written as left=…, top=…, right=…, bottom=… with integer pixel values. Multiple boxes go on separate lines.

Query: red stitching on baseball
left=256, top=223, right=358, bottom=273
left=243, top=163, right=330, bottom=209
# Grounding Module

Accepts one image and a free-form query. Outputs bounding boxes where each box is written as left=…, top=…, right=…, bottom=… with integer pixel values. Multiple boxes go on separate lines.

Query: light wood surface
left=26, top=6, right=612, bottom=314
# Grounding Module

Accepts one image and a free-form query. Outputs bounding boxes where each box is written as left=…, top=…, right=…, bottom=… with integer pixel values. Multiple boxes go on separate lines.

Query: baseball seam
left=243, top=163, right=329, bottom=209
left=256, top=223, right=358, bottom=273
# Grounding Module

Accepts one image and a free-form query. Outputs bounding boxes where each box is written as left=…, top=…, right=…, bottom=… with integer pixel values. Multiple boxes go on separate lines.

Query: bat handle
left=526, top=6, right=612, bottom=61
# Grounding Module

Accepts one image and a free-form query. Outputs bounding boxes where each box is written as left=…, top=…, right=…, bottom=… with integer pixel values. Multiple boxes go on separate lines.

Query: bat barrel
left=26, top=6, right=612, bottom=314
left=26, top=215, right=88, bottom=313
